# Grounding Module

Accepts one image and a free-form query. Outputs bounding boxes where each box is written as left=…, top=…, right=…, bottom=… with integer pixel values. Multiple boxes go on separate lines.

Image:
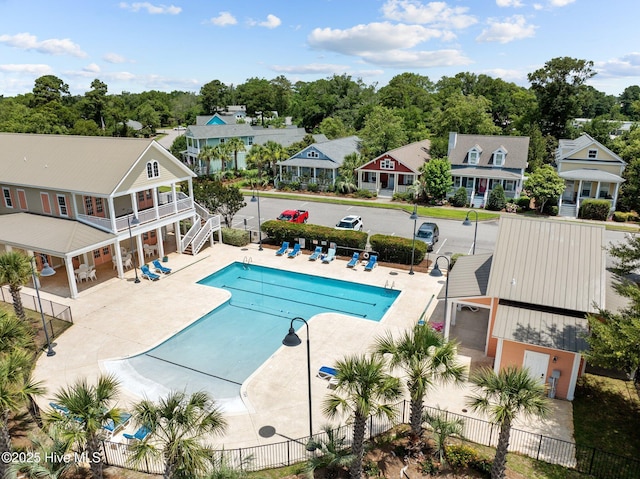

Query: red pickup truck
left=277, top=209, right=309, bottom=223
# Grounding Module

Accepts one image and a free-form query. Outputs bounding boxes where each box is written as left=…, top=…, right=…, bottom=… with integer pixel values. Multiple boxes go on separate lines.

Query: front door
left=563, top=181, right=574, bottom=202
left=380, top=173, right=388, bottom=189
left=523, top=350, right=549, bottom=385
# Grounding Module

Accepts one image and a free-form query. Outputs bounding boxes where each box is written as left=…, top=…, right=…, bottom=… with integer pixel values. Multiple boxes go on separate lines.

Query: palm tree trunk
left=234, top=152, right=238, bottom=172
left=409, top=397, right=424, bottom=436
left=349, top=413, right=367, bottom=479
left=491, top=420, right=512, bottom=479
left=9, top=285, right=27, bottom=322
left=163, top=460, right=175, bottom=479
left=0, top=415, right=12, bottom=479
left=27, top=394, right=43, bottom=428
left=87, top=434, right=104, bottom=479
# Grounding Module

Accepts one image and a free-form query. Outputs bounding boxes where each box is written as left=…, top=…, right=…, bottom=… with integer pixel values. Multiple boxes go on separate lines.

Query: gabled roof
left=447, top=133, right=529, bottom=169
left=279, top=136, right=360, bottom=168
left=186, top=124, right=326, bottom=148
left=556, top=133, right=626, bottom=165
left=357, top=139, right=431, bottom=173
left=487, top=216, right=605, bottom=313
left=0, top=133, right=194, bottom=196
left=439, top=253, right=492, bottom=299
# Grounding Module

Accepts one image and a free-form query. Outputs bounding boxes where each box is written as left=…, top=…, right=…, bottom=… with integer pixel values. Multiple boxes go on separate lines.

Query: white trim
left=2, top=187, right=13, bottom=208
left=56, top=194, right=69, bottom=217
left=567, top=352, right=582, bottom=401
left=494, top=338, right=503, bottom=375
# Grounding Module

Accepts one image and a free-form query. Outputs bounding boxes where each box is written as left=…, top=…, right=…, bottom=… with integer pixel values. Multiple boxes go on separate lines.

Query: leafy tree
left=431, top=92, right=501, bottom=137
left=522, top=165, right=564, bottom=213
left=0, top=251, right=33, bottom=322
left=422, top=411, right=464, bottom=465
left=322, top=354, right=402, bottom=479
left=82, top=79, right=109, bottom=129
left=421, top=158, right=453, bottom=201
left=374, top=324, right=465, bottom=436
left=619, top=85, right=640, bottom=120
left=48, top=375, right=122, bottom=479
left=31, top=75, right=70, bottom=108
left=170, top=134, right=187, bottom=160
left=358, top=106, right=408, bottom=160
left=193, top=179, right=246, bottom=227
left=305, top=424, right=354, bottom=479
left=271, top=75, right=293, bottom=117
left=466, top=366, right=550, bottom=479
left=135, top=103, right=161, bottom=135
left=200, top=79, right=231, bottom=114
left=128, top=390, right=227, bottom=479
left=486, top=184, right=507, bottom=211
left=226, top=137, right=246, bottom=171
left=608, top=233, right=640, bottom=277
left=528, top=57, right=596, bottom=138
left=236, top=77, right=276, bottom=121
left=319, top=117, right=353, bottom=139
left=378, top=72, right=435, bottom=111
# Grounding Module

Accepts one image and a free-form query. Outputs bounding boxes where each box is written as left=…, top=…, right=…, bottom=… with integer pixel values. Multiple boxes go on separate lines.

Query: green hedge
left=579, top=199, right=611, bottom=221
left=260, top=220, right=368, bottom=253
left=369, top=234, right=427, bottom=265
left=220, top=227, right=250, bottom=247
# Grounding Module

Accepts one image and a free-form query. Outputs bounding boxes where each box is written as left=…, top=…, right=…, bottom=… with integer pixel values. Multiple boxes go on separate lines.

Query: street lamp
left=409, top=205, right=419, bottom=275
left=251, top=189, right=263, bottom=251
left=429, top=256, right=451, bottom=326
left=462, top=210, right=478, bottom=255
left=282, top=317, right=312, bottom=439
left=30, top=255, right=55, bottom=357
left=127, top=213, right=141, bottom=283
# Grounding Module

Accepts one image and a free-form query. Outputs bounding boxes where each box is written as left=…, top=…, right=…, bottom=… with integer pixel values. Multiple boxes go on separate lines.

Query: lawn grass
left=573, top=373, right=640, bottom=459
left=0, top=302, right=72, bottom=354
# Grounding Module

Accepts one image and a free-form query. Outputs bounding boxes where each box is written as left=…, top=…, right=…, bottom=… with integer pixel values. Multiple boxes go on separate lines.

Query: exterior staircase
left=558, top=203, right=577, bottom=217
left=181, top=202, right=222, bottom=255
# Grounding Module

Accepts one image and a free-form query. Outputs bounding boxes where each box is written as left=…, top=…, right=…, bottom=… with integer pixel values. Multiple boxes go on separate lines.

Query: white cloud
left=0, top=33, right=87, bottom=57
left=0, top=63, right=53, bottom=75
left=360, top=49, right=472, bottom=68
left=250, top=14, right=281, bottom=29
left=595, top=53, right=640, bottom=77
left=549, top=0, right=575, bottom=6
left=482, top=67, right=529, bottom=85
left=381, top=0, right=477, bottom=29
left=118, top=2, right=181, bottom=14
left=209, top=11, right=237, bottom=26
left=496, top=0, right=524, bottom=6
left=103, top=53, right=128, bottom=64
left=83, top=63, right=101, bottom=73
left=476, top=15, right=536, bottom=43
left=270, top=63, right=352, bottom=75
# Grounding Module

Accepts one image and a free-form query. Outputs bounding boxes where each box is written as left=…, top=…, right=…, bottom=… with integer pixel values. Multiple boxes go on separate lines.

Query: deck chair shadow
left=275, top=241, right=289, bottom=256
left=140, top=264, right=160, bottom=281
left=308, top=246, right=323, bottom=261
left=364, top=255, right=378, bottom=271
left=346, top=252, right=359, bottom=268
left=322, top=247, right=336, bottom=263
left=288, top=243, right=301, bottom=258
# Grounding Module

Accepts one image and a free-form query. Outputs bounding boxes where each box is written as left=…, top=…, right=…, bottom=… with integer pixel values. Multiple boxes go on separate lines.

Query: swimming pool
left=107, top=262, right=400, bottom=409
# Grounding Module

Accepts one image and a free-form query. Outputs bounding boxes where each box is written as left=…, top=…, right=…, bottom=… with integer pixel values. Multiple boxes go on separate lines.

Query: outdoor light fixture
left=462, top=210, right=479, bottom=255
left=30, top=255, right=55, bottom=357
left=282, top=317, right=312, bottom=440
left=409, top=205, right=419, bottom=275
left=251, top=189, right=263, bottom=251
left=126, top=212, right=141, bottom=283
left=430, top=255, right=451, bottom=327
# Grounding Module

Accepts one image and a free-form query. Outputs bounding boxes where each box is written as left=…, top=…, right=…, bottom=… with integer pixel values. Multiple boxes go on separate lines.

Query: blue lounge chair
left=275, top=241, right=289, bottom=256
left=322, top=247, right=336, bottom=263
left=308, top=246, right=323, bottom=261
left=346, top=252, right=359, bottom=268
left=364, top=255, right=378, bottom=271
left=152, top=259, right=171, bottom=274
left=123, top=425, right=150, bottom=442
left=49, top=402, right=69, bottom=414
left=140, top=264, right=160, bottom=281
left=288, top=243, right=301, bottom=258
left=317, top=365, right=337, bottom=380
left=103, top=412, right=132, bottom=437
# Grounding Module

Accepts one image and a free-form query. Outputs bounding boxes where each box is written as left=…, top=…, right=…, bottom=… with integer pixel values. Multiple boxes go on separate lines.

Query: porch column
left=174, top=220, right=183, bottom=254
left=612, top=182, right=621, bottom=211
left=130, top=193, right=139, bottom=217
left=152, top=187, right=160, bottom=220
left=596, top=181, right=601, bottom=199
left=135, top=233, right=144, bottom=269
left=113, top=242, right=124, bottom=279
left=108, top=197, right=117, bottom=232
left=65, top=255, right=79, bottom=299
left=156, top=227, right=165, bottom=258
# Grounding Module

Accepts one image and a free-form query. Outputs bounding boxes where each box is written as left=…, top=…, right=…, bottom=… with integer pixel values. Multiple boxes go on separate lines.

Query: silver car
left=415, top=222, right=439, bottom=251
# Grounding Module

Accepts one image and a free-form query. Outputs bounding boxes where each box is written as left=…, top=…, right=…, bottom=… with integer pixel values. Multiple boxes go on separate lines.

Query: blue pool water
left=113, top=262, right=400, bottom=407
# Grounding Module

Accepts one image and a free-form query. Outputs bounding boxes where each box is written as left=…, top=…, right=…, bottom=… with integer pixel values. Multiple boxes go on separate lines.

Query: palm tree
left=245, top=144, right=269, bottom=181
left=263, top=140, right=286, bottom=178
left=466, top=366, right=550, bottom=479
left=10, top=425, right=74, bottom=479
left=0, top=251, right=33, bottom=323
left=197, top=145, right=217, bottom=176
left=48, top=374, right=122, bottom=479
left=322, top=354, right=401, bottom=479
left=226, top=137, right=246, bottom=172
left=422, top=411, right=464, bottom=465
left=0, top=310, right=34, bottom=354
left=374, top=324, right=465, bottom=436
left=128, top=390, right=227, bottom=479
left=0, top=349, right=46, bottom=479
left=305, top=425, right=355, bottom=479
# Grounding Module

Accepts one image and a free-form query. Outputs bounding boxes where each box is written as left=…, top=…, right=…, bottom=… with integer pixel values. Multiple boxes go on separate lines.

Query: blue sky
left=1, top=0, right=639, bottom=97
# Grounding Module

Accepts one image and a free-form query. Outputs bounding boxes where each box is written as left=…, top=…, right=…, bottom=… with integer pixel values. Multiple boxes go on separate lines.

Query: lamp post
left=282, top=317, right=312, bottom=439
left=251, top=189, right=263, bottom=251
left=127, top=213, right=141, bottom=283
left=30, top=255, right=55, bottom=357
left=409, top=205, right=419, bottom=275
left=462, top=210, right=479, bottom=255
left=429, top=255, right=451, bottom=326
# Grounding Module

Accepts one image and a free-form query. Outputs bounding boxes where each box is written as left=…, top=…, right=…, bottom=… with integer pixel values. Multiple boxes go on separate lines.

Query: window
left=581, top=182, right=593, bottom=197
left=366, top=172, right=376, bottom=182
left=380, top=159, right=394, bottom=170
left=146, top=189, right=152, bottom=199
left=138, top=191, right=145, bottom=202
left=588, top=149, right=597, bottom=159
left=41, top=193, right=51, bottom=214
left=248, top=137, right=253, bottom=145
left=219, top=138, right=225, bottom=143
left=102, top=246, right=110, bottom=256
left=468, top=150, right=479, bottom=165
left=307, top=150, right=319, bottom=158
left=57, top=195, right=68, bottom=217
left=93, top=249, right=100, bottom=259
left=85, top=196, right=93, bottom=215
left=2, top=188, right=12, bottom=208
left=143, top=232, right=149, bottom=240
left=150, top=231, right=156, bottom=238
left=96, top=198, right=103, bottom=213
left=493, top=151, right=505, bottom=166
left=504, top=180, right=516, bottom=192
left=146, top=160, right=159, bottom=178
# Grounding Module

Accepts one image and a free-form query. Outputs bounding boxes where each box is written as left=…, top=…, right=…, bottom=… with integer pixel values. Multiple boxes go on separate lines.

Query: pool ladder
left=242, top=256, right=253, bottom=270
left=384, top=280, right=395, bottom=290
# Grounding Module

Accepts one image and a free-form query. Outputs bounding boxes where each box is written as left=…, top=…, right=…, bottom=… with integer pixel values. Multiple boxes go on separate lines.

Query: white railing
left=190, top=219, right=213, bottom=255
left=76, top=214, right=112, bottom=231
left=180, top=217, right=202, bottom=251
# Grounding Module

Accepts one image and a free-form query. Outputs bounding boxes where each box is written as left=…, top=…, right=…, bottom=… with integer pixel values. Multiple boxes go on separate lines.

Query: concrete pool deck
left=32, top=242, right=575, bottom=449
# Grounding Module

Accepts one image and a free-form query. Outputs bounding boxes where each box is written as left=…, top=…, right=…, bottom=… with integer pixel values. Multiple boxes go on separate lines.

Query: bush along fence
left=99, top=400, right=640, bottom=479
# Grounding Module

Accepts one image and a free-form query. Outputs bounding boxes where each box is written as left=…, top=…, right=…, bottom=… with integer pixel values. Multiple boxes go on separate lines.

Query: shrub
left=516, top=195, right=531, bottom=210
left=393, top=192, right=412, bottom=202
left=579, top=199, right=611, bottom=221
left=419, top=457, right=440, bottom=474
left=306, top=182, right=319, bottom=193
left=220, top=227, right=250, bottom=247
left=469, top=458, right=492, bottom=478
left=541, top=197, right=559, bottom=216
left=613, top=211, right=628, bottom=222
left=363, top=460, right=380, bottom=477
left=355, top=188, right=374, bottom=198
left=260, top=220, right=368, bottom=253
left=445, top=444, right=480, bottom=469
left=289, top=181, right=301, bottom=191
left=505, top=202, right=517, bottom=213
left=369, top=234, right=427, bottom=265
left=450, top=187, right=468, bottom=207
left=486, top=184, right=507, bottom=211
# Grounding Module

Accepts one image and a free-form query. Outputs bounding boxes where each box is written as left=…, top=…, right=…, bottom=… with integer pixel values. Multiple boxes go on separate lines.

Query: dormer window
left=468, top=148, right=480, bottom=165
left=307, top=150, right=319, bottom=158
left=147, top=160, right=160, bottom=178
left=588, top=149, right=597, bottom=159
left=493, top=148, right=506, bottom=167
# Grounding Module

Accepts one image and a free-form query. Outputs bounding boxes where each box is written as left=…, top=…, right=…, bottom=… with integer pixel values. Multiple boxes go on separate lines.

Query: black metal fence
left=99, top=400, right=640, bottom=479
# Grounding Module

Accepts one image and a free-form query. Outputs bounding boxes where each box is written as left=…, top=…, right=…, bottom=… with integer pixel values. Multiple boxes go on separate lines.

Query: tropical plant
left=305, top=424, right=354, bottom=479
left=48, top=375, right=122, bottom=479
left=465, top=366, right=550, bottom=479
left=422, top=410, right=464, bottom=465
left=226, top=137, right=246, bottom=171
left=374, top=324, right=465, bottom=436
left=10, top=425, right=74, bottom=479
left=322, top=354, right=402, bottom=479
left=245, top=144, right=269, bottom=181
left=0, top=310, right=34, bottom=354
left=0, top=251, right=33, bottom=323
left=263, top=140, right=287, bottom=178
left=128, top=390, right=227, bottom=479
left=197, top=145, right=218, bottom=176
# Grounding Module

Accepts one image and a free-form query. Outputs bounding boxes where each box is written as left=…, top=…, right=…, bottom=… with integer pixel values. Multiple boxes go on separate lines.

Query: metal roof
left=487, top=216, right=606, bottom=313
left=438, top=253, right=493, bottom=299
left=492, top=304, right=589, bottom=353
left=280, top=136, right=360, bottom=168
left=450, top=167, right=522, bottom=180
left=558, top=168, right=625, bottom=183
left=0, top=213, right=115, bottom=256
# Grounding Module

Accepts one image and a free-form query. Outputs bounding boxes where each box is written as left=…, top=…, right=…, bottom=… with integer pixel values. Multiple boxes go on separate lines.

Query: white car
left=173, top=126, right=186, bottom=130
left=335, top=215, right=363, bottom=231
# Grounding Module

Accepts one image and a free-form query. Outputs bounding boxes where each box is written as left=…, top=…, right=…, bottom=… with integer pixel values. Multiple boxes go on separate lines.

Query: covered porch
left=557, top=169, right=624, bottom=218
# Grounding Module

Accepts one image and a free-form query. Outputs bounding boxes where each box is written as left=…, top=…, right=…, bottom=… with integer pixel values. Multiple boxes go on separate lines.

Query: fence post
left=101, top=440, right=109, bottom=466
left=536, top=434, right=543, bottom=460
left=588, top=447, right=596, bottom=475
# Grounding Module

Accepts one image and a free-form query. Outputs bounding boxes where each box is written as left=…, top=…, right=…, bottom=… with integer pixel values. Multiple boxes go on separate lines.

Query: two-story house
left=356, top=139, right=431, bottom=197
left=555, top=133, right=626, bottom=218
left=447, top=132, right=529, bottom=208
left=0, top=133, right=220, bottom=299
